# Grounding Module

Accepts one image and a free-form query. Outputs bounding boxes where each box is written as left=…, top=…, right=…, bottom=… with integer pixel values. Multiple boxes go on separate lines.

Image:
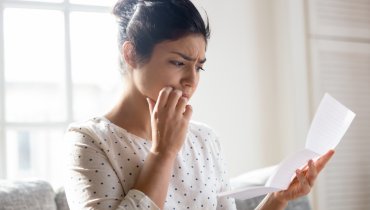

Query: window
left=0, top=0, right=121, bottom=188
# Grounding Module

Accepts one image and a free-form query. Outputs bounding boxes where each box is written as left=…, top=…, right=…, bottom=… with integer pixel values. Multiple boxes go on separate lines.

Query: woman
left=64, top=0, right=334, bottom=209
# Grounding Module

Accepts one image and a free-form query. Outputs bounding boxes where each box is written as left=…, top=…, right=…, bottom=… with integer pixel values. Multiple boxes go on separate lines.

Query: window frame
left=0, top=0, right=114, bottom=180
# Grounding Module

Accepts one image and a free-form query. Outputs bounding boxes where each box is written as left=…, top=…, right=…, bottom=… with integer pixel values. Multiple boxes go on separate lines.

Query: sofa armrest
left=235, top=195, right=311, bottom=210
left=0, top=179, right=57, bottom=210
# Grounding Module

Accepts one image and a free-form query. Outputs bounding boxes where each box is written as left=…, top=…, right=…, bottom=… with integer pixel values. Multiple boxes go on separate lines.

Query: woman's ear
left=121, top=41, right=137, bottom=69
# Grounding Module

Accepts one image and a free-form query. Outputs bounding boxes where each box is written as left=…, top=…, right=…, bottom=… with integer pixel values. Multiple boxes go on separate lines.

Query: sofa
left=0, top=180, right=310, bottom=210
left=0, top=180, right=69, bottom=210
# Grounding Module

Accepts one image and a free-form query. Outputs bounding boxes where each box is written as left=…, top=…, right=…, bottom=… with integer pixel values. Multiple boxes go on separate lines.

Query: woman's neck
left=104, top=84, right=152, bottom=141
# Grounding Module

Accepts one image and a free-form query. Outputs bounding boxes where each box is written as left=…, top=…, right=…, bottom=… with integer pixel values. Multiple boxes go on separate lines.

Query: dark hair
left=112, top=0, right=210, bottom=72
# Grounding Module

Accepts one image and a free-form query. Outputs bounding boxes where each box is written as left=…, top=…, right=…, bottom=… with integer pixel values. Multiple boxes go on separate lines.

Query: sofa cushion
left=235, top=195, right=311, bottom=210
left=0, top=180, right=57, bottom=210
left=55, top=188, right=70, bottom=210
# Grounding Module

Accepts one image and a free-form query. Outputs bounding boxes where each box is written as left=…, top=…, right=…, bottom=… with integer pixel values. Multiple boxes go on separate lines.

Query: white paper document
left=218, top=93, right=356, bottom=200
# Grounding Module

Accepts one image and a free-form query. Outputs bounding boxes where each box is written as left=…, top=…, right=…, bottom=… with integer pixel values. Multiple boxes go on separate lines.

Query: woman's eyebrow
left=170, top=51, right=207, bottom=64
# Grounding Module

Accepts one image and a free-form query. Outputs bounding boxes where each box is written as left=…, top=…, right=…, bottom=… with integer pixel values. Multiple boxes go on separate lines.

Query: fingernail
left=164, top=87, right=171, bottom=92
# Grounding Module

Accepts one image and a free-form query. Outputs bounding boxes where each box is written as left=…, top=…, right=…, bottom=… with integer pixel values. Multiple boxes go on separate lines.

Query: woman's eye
left=170, top=61, right=185, bottom=67
left=196, top=66, right=205, bottom=72
left=170, top=61, right=205, bottom=72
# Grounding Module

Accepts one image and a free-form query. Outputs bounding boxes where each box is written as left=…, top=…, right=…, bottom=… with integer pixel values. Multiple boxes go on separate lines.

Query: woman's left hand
left=273, top=149, right=335, bottom=202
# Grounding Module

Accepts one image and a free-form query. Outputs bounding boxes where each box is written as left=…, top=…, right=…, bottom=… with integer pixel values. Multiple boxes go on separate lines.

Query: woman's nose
left=181, top=66, right=198, bottom=87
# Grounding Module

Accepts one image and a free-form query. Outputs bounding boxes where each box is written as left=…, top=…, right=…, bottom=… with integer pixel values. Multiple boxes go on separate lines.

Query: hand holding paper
left=218, top=93, right=356, bottom=200
left=272, top=149, right=335, bottom=202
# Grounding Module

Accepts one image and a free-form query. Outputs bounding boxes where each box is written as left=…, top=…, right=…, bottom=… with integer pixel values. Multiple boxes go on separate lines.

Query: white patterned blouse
left=64, top=116, right=236, bottom=210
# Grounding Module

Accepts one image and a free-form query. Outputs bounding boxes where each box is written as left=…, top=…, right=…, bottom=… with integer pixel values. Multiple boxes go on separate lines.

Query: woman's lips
left=182, top=94, right=190, bottom=99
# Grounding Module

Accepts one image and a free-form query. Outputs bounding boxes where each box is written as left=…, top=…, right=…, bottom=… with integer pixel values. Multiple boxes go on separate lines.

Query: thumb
left=146, top=97, right=155, bottom=115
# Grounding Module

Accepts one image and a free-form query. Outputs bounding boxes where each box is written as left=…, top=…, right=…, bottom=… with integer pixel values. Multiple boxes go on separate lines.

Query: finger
left=166, top=89, right=182, bottom=110
left=183, top=104, right=193, bottom=120
left=296, top=169, right=305, bottom=184
left=156, top=87, right=173, bottom=109
left=146, top=97, right=155, bottom=116
left=296, top=169, right=310, bottom=194
left=306, top=159, right=317, bottom=187
left=175, top=96, right=188, bottom=113
left=301, top=163, right=309, bottom=171
left=315, top=150, right=335, bottom=173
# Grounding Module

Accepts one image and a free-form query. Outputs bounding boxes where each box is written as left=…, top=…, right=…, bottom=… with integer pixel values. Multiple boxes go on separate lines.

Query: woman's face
left=131, top=34, right=206, bottom=102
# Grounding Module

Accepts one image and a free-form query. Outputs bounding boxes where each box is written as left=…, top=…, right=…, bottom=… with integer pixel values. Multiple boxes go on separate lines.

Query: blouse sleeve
left=64, top=130, right=159, bottom=210
left=212, top=132, right=237, bottom=210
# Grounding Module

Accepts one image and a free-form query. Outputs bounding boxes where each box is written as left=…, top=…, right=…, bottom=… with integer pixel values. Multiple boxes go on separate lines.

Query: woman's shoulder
left=188, top=120, right=222, bottom=149
left=189, top=120, right=218, bottom=136
left=65, top=116, right=113, bottom=142
left=67, top=116, right=106, bottom=133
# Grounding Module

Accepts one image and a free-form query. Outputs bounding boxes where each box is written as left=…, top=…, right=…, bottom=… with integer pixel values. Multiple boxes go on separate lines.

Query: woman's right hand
left=146, top=87, right=192, bottom=158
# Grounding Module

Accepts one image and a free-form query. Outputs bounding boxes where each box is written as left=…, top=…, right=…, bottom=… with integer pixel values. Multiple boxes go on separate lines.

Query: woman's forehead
left=156, top=35, right=206, bottom=59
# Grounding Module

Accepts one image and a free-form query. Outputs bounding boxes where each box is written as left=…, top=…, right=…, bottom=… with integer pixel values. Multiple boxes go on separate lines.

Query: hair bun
left=112, top=0, right=138, bottom=25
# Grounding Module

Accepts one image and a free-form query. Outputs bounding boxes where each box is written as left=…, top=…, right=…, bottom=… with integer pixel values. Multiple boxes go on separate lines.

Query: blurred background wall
left=192, top=0, right=370, bottom=209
